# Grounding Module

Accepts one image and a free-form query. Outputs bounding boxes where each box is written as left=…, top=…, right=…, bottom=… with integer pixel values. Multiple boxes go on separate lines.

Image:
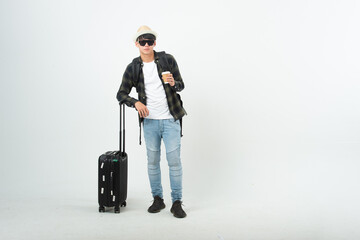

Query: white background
left=1, top=0, right=360, bottom=239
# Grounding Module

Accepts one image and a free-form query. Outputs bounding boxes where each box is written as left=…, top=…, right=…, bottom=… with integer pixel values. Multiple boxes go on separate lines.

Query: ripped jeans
left=143, top=118, right=182, bottom=203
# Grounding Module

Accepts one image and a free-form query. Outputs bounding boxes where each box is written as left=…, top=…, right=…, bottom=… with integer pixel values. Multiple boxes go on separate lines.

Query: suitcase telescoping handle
left=119, top=102, right=125, bottom=155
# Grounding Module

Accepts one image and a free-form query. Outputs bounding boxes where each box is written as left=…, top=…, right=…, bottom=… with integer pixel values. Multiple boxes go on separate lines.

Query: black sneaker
left=170, top=200, right=187, bottom=218
left=148, top=196, right=166, bottom=213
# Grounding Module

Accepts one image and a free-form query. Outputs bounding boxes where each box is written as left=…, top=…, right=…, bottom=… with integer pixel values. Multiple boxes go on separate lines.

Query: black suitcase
left=98, top=103, right=128, bottom=213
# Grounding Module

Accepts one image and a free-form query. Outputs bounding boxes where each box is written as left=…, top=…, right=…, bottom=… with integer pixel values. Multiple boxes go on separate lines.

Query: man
left=116, top=25, right=187, bottom=218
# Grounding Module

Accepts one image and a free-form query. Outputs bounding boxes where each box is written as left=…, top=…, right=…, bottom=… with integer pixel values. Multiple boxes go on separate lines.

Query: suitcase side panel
left=119, top=153, right=128, bottom=203
left=112, top=152, right=128, bottom=205
left=98, top=154, right=115, bottom=208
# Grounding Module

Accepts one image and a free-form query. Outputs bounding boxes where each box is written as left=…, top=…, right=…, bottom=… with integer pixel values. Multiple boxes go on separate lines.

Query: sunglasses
left=138, top=40, right=154, bottom=46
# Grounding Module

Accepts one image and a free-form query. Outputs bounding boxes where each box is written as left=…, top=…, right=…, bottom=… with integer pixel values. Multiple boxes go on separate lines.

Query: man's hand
left=163, top=74, right=175, bottom=87
left=135, top=101, right=149, bottom=118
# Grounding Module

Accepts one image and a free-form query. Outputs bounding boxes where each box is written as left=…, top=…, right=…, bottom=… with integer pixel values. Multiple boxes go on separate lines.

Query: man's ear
left=153, top=40, right=156, bottom=47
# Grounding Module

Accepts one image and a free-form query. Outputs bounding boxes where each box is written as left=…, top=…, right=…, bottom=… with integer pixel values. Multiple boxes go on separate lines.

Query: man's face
left=135, top=38, right=156, bottom=55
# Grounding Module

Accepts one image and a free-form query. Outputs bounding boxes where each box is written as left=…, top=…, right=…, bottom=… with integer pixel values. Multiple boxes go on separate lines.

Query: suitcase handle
left=119, top=103, right=125, bottom=155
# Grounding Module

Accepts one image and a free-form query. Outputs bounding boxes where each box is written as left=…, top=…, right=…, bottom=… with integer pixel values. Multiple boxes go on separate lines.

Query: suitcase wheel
left=99, top=206, right=105, bottom=213
left=114, top=206, right=120, bottom=213
left=121, top=201, right=126, bottom=207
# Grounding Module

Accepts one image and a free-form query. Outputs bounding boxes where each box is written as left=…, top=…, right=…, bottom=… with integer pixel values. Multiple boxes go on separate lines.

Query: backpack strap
left=157, top=51, right=171, bottom=72
left=131, top=57, right=143, bottom=145
left=131, top=57, right=141, bottom=92
left=158, top=52, right=184, bottom=138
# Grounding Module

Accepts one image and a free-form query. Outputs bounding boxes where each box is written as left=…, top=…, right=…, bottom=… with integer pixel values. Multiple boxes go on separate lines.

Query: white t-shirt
left=142, top=61, right=173, bottom=119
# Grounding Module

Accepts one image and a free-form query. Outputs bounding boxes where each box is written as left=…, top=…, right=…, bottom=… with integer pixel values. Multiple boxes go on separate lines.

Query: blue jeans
left=143, top=118, right=182, bottom=203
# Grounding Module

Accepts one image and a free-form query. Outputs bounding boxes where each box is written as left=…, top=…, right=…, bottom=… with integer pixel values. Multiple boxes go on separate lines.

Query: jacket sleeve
left=168, top=54, right=185, bottom=92
left=116, top=64, right=138, bottom=108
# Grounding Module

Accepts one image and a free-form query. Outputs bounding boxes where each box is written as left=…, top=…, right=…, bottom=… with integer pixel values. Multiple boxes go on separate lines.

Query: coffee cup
left=162, top=71, right=170, bottom=84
